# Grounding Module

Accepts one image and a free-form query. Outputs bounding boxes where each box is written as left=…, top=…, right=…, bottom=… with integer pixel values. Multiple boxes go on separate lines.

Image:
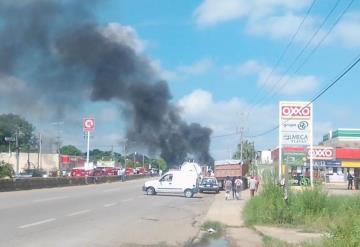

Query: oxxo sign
left=279, top=101, right=312, bottom=146
left=282, top=106, right=311, bottom=118
left=307, top=147, right=334, bottom=160
left=83, top=118, right=95, bottom=132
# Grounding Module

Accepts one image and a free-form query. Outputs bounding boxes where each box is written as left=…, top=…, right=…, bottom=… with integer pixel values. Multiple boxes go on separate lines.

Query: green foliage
left=0, top=113, right=36, bottom=152
left=233, top=140, right=255, bottom=162
left=60, top=145, right=82, bottom=156
left=244, top=171, right=360, bottom=246
left=150, top=158, right=167, bottom=171
left=0, top=161, right=14, bottom=178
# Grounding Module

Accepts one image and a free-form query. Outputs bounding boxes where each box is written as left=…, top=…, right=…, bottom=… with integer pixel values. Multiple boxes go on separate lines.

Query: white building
left=260, top=150, right=273, bottom=165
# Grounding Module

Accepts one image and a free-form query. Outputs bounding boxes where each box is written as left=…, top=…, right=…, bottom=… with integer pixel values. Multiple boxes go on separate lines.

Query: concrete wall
left=0, top=152, right=58, bottom=173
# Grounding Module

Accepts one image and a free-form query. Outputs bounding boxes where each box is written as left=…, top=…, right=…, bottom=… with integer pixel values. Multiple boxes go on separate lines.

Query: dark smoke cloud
left=0, top=0, right=213, bottom=165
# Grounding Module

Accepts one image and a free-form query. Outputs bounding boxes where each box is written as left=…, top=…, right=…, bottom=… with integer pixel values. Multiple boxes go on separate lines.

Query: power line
left=249, top=0, right=318, bottom=107
left=260, top=0, right=355, bottom=105
left=254, top=0, right=341, bottom=108
left=213, top=53, right=360, bottom=139
left=250, top=53, right=360, bottom=138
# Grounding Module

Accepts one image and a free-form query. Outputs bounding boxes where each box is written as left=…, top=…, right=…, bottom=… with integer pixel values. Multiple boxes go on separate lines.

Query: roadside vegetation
left=244, top=169, right=360, bottom=246
left=0, top=161, right=14, bottom=178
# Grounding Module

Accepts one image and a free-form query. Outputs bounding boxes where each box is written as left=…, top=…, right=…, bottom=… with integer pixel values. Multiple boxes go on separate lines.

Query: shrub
left=0, top=161, right=14, bottom=178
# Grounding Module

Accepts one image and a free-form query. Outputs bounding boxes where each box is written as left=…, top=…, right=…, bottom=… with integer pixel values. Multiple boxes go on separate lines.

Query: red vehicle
left=125, top=167, right=134, bottom=176
left=135, top=167, right=146, bottom=175
left=71, top=168, right=92, bottom=177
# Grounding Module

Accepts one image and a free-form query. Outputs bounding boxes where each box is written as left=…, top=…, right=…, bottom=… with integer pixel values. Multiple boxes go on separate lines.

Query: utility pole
left=52, top=122, right=63, bottom=173
left=239, top=127, right=244, bottom=162
left=15, top=129, right=20, bottom=175
left=38, top=133, right=42, bottom=169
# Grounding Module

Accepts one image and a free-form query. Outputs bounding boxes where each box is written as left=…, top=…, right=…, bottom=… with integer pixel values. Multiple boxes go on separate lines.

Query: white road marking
left=33, top=196, right=68, bottom=203
left=19, top=218, right=56, bottom=229
left=104, top=202, right=117, bottom=208
left=121, top=198, right=133, bottom=202
left=67, top=209, right=91, bottom=217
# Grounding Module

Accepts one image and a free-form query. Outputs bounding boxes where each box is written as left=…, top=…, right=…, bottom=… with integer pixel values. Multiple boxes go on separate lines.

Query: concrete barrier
left=0, top=175, right=148, bottom=192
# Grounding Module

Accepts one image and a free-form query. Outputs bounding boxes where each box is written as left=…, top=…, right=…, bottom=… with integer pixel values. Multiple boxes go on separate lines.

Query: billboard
left=279, top=102, right=312, bottom=146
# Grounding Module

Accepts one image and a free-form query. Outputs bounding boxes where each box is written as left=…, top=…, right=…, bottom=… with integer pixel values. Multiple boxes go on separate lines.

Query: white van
left=142, top=170, right=199, bottom=198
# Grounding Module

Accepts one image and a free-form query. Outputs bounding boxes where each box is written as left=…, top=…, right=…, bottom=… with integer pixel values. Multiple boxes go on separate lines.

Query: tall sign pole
left=278, top=103, right=282, bottom=181
left=83, top=118, right=95, bottom=167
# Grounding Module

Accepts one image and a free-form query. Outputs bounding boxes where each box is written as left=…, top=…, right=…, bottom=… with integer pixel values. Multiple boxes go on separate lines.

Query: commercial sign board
left=306, top=147, right=334, bottom=160
left=279, top=101, right=313, bottom=182
left=281, top=119, right=311, bottom=132
left=282, top=133, right=310, bottom=145
left=281, top=105, right=311, bottom=119
left=279, top=102, right=312, bottom=146
left=83, top=118, right=95, bottom=132
left=282, top=151, right=306, bottom=167
left=325, top=160, right=341, bottom=167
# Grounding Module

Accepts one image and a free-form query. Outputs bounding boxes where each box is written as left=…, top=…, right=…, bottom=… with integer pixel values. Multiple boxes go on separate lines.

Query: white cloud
left=99, top=23, right=146, bottom=53
left=177, top=89, right=277, bottom=159
left=177, top=58, right=213, bottom=75
left=194, top=0, right=310, bottom=27
left=194, top=1, right=360, bottom=48
left=227, top=60, right=319, bottom=95
left=329, top=12, right=360, bottom=48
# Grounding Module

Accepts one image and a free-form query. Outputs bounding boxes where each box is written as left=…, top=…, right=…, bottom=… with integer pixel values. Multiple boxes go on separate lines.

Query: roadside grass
left=244, top=171, right=360, bottom=246
left=263, top=235, right=321, bottom=247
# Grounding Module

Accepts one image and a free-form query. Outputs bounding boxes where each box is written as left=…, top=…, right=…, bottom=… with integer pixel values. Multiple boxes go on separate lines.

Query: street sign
left=4, top=137, right=15, bottom=142
left=83, top=118, right=95, bottom=132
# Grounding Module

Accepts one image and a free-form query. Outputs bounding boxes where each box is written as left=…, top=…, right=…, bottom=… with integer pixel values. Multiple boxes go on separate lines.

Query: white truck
left=142, top=170, right=199, bottom=198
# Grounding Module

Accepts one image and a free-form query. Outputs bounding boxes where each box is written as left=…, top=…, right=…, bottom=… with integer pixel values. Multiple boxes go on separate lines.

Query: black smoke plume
left=0, top=0, right=213, bottom=165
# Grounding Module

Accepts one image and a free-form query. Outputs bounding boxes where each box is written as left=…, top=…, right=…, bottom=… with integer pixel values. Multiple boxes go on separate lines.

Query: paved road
left=0, top=178, right=215, bottom=247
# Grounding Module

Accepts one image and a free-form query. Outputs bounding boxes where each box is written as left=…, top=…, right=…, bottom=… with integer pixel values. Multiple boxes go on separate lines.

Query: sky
left=1, top=0, right=360, bottom=161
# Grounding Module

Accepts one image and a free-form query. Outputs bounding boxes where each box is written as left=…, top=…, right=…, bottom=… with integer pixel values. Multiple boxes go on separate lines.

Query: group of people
left=224, top=176, right=243, bottom=200
left=224, top=175, right=259, bottom=200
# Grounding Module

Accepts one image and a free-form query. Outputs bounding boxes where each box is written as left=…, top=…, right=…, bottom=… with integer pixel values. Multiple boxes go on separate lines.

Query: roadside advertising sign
left=306, top=147, right=334, bottom=160
left=282, top=151, right=306, bottom=167
left=83, top=118, right=95, bottom=132
left=325, top=160, right=341, bottom=167
left=279, top=101, right=313, bottom=183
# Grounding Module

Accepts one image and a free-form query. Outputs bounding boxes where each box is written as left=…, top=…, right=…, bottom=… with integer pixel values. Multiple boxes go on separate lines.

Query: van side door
left=158, top=173, right=174, bottom=193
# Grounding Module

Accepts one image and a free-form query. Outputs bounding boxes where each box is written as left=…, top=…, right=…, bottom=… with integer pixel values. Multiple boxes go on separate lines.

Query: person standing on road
left=234, top=176, right=243, bottom=200
left=224, top=176, right=232, bottom=200
left=159, top=169, right=163, bottom=177
left=249, top=176, right=257, bottom=197
left=231, top=177, right=236, bottom=199
left=348, top=172, right=354, bottom=190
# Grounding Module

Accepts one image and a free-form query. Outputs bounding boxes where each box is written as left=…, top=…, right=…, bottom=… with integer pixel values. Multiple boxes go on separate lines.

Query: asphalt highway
left=0, top=177, right=215, bottom=247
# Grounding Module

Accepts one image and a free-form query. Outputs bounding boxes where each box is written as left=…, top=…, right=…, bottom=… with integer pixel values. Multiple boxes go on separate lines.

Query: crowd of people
left=224, top=175, right=259, bottom=200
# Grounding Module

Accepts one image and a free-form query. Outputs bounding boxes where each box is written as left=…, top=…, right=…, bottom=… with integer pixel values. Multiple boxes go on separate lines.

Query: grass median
left=243, top=171, right=360, bottom=246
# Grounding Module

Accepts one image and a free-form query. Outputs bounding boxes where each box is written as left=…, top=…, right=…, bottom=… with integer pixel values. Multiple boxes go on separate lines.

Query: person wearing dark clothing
left=231, top=177, right=236, bottom=199
left=348, top=173, right=354, bottom=190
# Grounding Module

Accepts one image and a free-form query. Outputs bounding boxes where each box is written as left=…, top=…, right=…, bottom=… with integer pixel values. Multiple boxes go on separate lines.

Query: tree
left=0, top=161, right=14, bottom=178
left=233, top=140, right=256, bottom=162
left=0, top=114, right=35, bottom=152
left=60, top=145, right=82, bottom=156
left=150, top=158, right=167, bottom=171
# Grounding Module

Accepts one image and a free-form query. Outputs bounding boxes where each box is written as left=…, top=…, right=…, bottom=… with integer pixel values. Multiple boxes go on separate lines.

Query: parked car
left=71, top=168, right=92, bottom=177
left=199, top=177, right=220, bottom=193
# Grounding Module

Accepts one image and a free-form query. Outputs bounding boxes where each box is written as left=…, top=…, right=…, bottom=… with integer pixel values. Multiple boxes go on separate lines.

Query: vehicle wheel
left=146, top=187, right=156, bottom=195
left=184, top=189, right=193, bottom=198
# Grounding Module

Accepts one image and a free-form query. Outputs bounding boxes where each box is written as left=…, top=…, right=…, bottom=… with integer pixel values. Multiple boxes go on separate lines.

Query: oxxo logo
left=282, top=106, right=311, bottom=118
left=83, top=118, right=95, bottom=132
left=308, top=148, right=334, bottom=159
